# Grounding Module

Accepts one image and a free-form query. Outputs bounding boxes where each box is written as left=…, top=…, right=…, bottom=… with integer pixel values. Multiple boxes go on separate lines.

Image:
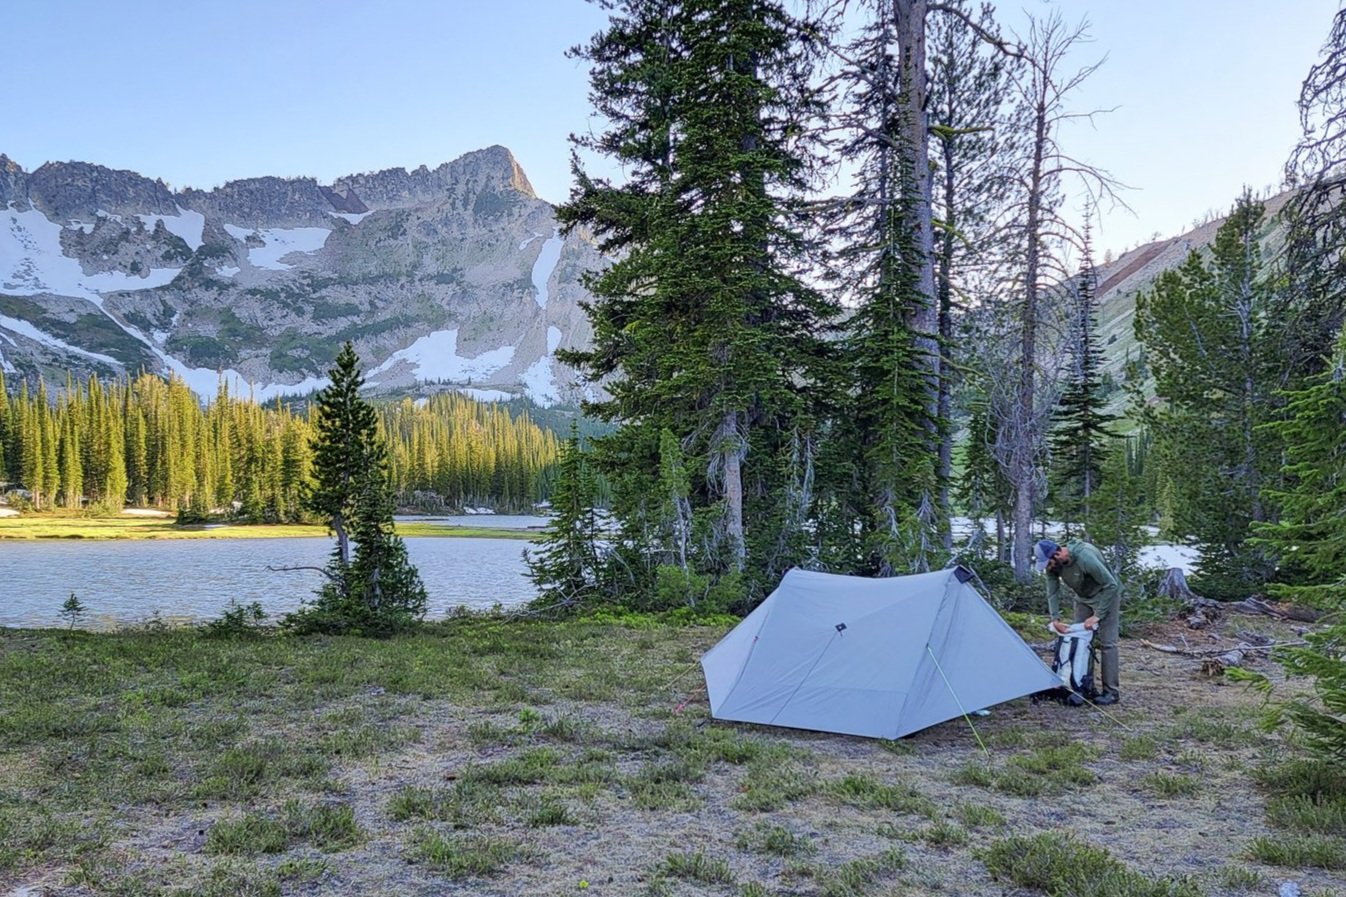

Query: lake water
left=0, top=537, right=537, bottom=630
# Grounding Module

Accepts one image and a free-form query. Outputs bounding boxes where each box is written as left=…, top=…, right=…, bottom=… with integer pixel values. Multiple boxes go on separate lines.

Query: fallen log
left=1140, top=638, right=1308, bottom=657
left=1229, top=597, right=1321, bottom=623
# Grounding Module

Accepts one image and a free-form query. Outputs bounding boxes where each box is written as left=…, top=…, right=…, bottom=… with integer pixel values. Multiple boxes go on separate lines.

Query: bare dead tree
left=993, top=11, right=1127, bottom=580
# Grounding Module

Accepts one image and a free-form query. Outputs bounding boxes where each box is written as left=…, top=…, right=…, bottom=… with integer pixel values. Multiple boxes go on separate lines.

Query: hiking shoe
left=1067, top=693, right=1086, bottom=707
left=1094, top=691, right=1120, bottom=706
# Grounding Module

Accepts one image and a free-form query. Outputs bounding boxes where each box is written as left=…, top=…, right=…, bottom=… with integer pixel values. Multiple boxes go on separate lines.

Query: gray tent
left=700, top=566, right=1058, bottom=739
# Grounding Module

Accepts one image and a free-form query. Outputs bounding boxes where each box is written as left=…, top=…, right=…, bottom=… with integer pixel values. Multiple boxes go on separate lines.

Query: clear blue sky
left=1, top=1, right=1338, bottom=255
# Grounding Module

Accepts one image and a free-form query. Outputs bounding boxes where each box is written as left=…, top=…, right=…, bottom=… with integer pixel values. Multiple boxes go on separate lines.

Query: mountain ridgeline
left=0, top=147, right=604, bottom=406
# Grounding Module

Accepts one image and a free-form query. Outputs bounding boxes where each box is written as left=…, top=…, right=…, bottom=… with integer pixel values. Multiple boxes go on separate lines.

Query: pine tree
left=0, top=372, right=9, bottom=486
left=1135, top=192, right=1285, bottom=597
left=823, top=0, right=942, bottom=574
left=1048, top=226, right=1116, bottom=533
left=288, top=343, right=426, bottom=635
left=928, top=0, right=1016, bottom=545
left=560, top=0, right=836, bottom=603
left=1253, top=329, right=1346, bottom=608
left=526, top=424, right=601, bottom=612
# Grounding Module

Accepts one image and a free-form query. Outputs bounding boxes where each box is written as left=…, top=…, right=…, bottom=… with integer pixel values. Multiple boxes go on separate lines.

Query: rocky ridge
left=0, top=147, right=602, bottom=405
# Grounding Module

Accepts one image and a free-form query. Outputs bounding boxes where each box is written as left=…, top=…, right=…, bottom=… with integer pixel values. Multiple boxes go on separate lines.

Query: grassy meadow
left=0, top=611, right=1341, bottom=897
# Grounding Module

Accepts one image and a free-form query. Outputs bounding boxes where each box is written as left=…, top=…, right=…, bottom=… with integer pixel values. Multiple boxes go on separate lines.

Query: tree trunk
left=715, top=410, right=746, bottom=573
left=894, top=0, right=941, bottom=453
left=1012, top=63, right=1050, bottom=582
left=936, top=102, right=957, bottom=550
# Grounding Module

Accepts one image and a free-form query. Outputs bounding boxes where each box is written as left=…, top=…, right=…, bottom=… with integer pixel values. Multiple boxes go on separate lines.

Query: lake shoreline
left=0, top=514, right=541, bottom=541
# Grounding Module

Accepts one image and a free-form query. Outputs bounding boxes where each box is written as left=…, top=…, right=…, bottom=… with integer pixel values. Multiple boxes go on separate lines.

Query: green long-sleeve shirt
left=1046, top=539, right=1121, bottom=624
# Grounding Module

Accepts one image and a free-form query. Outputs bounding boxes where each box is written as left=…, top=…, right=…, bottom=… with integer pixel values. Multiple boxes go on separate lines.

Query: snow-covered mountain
left=0, top=147, right=602, bottom=405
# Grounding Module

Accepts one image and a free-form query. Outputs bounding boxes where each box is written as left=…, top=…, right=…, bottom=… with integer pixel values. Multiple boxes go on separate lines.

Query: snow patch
left=1138, top=543, right=1200, bottom=574
left=520, top=356, right=559, bottom=407
left=225, top=224, right=332, bottom=270
left=332, top=211, right=372, bottom=224
left=151, top=330, right=168, bottom=344
left=137, top=207, right=205, bottom=250
left=1, top=205, right=181, bottom=302
left=67, top=220, right=96, bottom=234
left=519, top=233, right=541, bottom=250
left=0, top=313, right=120, bottom=365
left=214, top=265, right=240, bottom=278
left=530, top=228, right=564, bottom=309
left=546, top=325, right=562, bottom=354
left=156, top=350, right=330, bottom=403
left=370, top=329, right=515, bottom=381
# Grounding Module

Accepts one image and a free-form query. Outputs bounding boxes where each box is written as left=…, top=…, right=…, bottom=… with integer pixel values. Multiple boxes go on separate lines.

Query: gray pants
left=1073, top=601, right=1120, bottom=695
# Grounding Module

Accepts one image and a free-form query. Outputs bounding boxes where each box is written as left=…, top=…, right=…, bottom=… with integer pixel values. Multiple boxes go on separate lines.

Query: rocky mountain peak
left=27, top=160, right=178, bottom=221
left=0, top=146, right=602, bottom=408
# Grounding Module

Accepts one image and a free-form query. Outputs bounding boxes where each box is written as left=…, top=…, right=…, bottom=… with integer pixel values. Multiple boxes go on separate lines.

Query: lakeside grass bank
left=0, top=514, right=539, bottom=541
left=0, top=613, right=1341, bottom=897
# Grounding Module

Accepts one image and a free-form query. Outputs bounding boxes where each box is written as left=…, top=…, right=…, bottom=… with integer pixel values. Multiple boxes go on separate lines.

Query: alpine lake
left=0, top=514, right=545, bottom=629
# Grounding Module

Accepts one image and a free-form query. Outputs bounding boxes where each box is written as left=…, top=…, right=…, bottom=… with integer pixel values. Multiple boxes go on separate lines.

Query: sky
left=1, top=0, right=1339, bottom=257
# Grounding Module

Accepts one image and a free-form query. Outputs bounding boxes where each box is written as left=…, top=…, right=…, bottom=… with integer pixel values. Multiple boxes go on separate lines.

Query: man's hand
left=1084, top=616, right=1099, bottom=631
left=1051, top=620, right=1069, bottom=634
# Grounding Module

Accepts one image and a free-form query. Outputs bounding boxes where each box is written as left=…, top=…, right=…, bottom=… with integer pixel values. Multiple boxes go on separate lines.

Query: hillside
left=1092, top=190, right=1294, bottom=412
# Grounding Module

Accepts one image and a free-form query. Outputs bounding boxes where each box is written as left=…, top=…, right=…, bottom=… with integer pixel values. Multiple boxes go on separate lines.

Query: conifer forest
left=528, top=0, right=1346, bottom=620
left=0, top=372, right=559, bottom=518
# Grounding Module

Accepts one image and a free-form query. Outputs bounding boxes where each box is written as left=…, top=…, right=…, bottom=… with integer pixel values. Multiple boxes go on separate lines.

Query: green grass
left=2, top=617, right=1339, bottom=896
left=0, top=513, right=538, bottom=541
left=1265, top=794, right=1346, bottom=835
left=1119, top=734, right=1160, bottom=760
left=735, top=822, right=815, bottom=857
left=819, top=848, right=906, bottom=897
left=981, top=833, right=1202, bottom=897
left=950, top=743, right=1097, bottom=797
left=205, top=801, right=363, bottom=855
left=1247, top=833, right=1346, bottom=870
left=409, top=830, right=535, bottom=877
left=661, top=850, right=735, bottom=884
left=826, top=773, right=937, bottom=817
left=1212, top=865, right=1265, bottom=892
left=1141, top=772, right=1202, bottom=798
left=954, top=802, right=1005, bottom=828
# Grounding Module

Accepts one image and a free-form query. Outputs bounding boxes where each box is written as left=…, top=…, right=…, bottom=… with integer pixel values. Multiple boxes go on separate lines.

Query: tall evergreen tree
left=1253, top=329, right=1346, bottom=608
left=822, top=0, right=942, bottom=574
left=928, top=0, right=1016, bottom=545
left=1135, top=192, right=1286, bottom=597
left=560, top=0, right=836, bottom=603
left=1048, top=225, right=1116, bottom=532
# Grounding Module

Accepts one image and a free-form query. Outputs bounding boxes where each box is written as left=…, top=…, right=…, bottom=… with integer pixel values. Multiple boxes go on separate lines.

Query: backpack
left=1034, top=623, right=1099, bottom=706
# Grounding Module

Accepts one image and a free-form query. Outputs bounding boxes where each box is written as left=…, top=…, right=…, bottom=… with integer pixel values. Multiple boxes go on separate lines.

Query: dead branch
left=267, top=564, right=340, bottom=584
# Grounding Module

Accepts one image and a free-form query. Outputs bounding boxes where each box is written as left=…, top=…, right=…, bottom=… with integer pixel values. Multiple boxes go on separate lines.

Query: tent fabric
left=700, top=566, right=1060, bottom=739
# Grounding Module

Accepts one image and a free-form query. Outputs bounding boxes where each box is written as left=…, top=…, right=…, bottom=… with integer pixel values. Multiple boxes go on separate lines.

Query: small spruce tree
left=526, top=423, right=600, bottom=613
left=287, top=343, right=426, bottom=636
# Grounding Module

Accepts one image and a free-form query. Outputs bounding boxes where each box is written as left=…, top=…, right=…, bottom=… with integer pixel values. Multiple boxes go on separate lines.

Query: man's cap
left=1033, top=539, right=1059, bottom=573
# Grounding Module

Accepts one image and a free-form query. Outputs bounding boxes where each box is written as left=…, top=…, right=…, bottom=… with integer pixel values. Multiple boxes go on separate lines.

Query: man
left=1034, top=538, right=1122, bottom=706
